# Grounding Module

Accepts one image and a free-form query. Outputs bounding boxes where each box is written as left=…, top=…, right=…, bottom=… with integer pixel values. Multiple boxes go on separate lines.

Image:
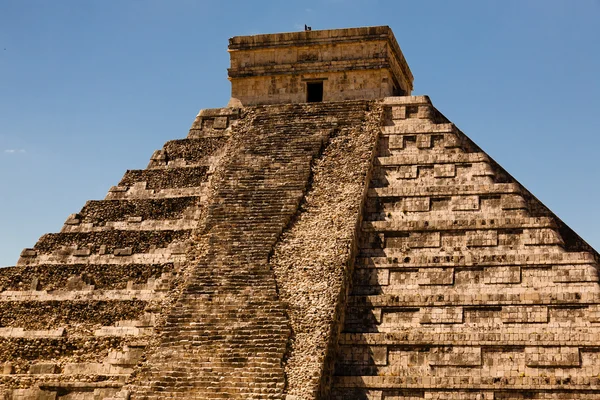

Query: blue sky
left=0, top=0, right=599, bottom=267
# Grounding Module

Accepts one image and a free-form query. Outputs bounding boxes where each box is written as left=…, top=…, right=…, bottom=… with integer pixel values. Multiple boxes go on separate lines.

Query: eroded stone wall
left=331, top=96, right=600, bottom=399
left=230, top=70, right=395, bottom=106
left=228, top=26, right=413, bottom=106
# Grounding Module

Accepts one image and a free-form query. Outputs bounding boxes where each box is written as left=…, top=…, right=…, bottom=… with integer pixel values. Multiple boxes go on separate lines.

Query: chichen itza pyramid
left=1, top=25, right=599, bottom=400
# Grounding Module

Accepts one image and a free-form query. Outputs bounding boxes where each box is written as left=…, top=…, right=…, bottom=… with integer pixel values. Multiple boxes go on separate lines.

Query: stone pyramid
left=0, top=26, right=598, bottom=400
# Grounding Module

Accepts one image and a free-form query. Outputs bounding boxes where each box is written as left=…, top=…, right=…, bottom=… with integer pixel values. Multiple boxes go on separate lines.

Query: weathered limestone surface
left=2, top=95, right=599, bottom=399
left=1, top=26, right=599, bottom=400
left=228, top=26, right=413, bottom=106
left=331, top=96, right=600, bottom=400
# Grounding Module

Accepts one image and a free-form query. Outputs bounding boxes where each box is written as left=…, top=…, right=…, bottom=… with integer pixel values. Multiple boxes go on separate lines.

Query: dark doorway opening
left=306, top=81, right=323, bottom=102
left=392, top=84, right=406, bottom=96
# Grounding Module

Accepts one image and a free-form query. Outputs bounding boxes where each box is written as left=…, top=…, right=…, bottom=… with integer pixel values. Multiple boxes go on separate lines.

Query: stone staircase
left=131, top=101, right=376, bottom=399
left=331, top=96, right=600, bottom=399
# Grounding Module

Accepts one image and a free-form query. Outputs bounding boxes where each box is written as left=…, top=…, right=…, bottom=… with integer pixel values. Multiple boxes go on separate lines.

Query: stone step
left=147, top=137, right=228, bottom=168
left=373, top=163, right=494, bottom=185
left=368, top=182, right=521, bottom=198
left=0, top=263, right=174, bottom=292
left=339, top=326, right=600, bottom=347
left=346, top=305, right=600, bottom=328
left=0, top=289, right=166, bottom=302
left=332, top=375, right=600, bottom=392
left=377, top=152, right=488, bottom=166
left=358, top=250, right=595, bottom=268
left=381, top=122, right=455, bottom=134
left=347, top=287, right=600, bottom=308
left=19, top=252, right=187, bottom=267
left=0, top=337, right=136, bottom=370
left=363, top=217, right=556, bottom=232
left=105, top=185, right=210, bottom=201
left=73, top=197, right=201, bottom=227
left=0, top=300, right=150, bottom=335
left=30, top=230, right=192, bottom=257
left=118, top=166, right=210, bottom=190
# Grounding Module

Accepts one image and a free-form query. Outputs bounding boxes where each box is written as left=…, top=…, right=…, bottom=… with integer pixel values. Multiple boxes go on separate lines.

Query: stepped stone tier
left=0, top=25, right=598, bottom=400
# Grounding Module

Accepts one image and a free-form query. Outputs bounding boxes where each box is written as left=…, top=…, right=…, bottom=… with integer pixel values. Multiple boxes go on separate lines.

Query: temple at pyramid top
left=227, top=25, right=414, bottom=106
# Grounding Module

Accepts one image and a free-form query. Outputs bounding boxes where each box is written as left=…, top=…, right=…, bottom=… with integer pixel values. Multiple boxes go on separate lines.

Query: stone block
left=408, top=232, right=441, bottom=248
left=552, top=264, right=598, bottom=282
left=420, top=307, right=463, bottom=324
left=30, top=276, right=40, bottom=291
left=433, top=164, right=455, bottom=178
left=370, top=346, right=388, bottom=366
left=451, top=195, right=480, bottom=211
left=2, top=363, right=13, bottom=375
left=107, top=348, right=144, bottom=366
left=466, top=230, right=498, bottom=247
left=501, top=194, right=527, bottom=210
left=386, top=231, right=440, bottom=248
left=443, top=133, right=460, bottom=148
left=19, top=248, right=37, bottom=258
left=213, top=116, right=228, bottom=129
left=471, top=162, right=494, bottom=177
left=11, top=389, right=57, bottom=400
left=24, top=328, right=65, bottom=338
left=501, top=306, right=548, bottom=323
left=525, top=347, right=580, bottom=367
left=63, top=362, right=106, bottom=375
left=28, top=363, right=58, bottom=374
left=417, top=105, right=433, bottom=119
left=114, top=247, right=133, bottom=256
left=94, top=326, right=152, bottom=337
left=425, top=392, right=491, bottom=400
left=66, top=275, right=92, bottom=290
left=418, top=268, right=454, bottom=286
left=402, top=197, right=430, bottom=212
left=416, top=134, right=432, bottom=149
left=150, top=150, right=166, bottom=161
left=484, top=266, right=521, bottom=284
left=0, top=327, right=24, bottom=337
left=116, top=313, right=156, bottom=328
left=339, top=346, right=388, bottom=366
left=396, top=165, right=418, bottom=179
left=355, top=269, right=390, bottom=286
left=523, top=228, right=563, bottom=246
left=392, top=106, right=406, bottom=120
left=388, top=135, right=404, bottom=149
left=95, top=389, right=124, bottom=400
left=73, top=247, right=91, bottom=257
left=64, top=213, right=81, bottom=225
left=429, top=346, right=481, bottom=367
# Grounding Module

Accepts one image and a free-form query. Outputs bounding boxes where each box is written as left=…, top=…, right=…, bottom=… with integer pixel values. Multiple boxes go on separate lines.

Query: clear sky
left=0, top=0, right=599, bottom=267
